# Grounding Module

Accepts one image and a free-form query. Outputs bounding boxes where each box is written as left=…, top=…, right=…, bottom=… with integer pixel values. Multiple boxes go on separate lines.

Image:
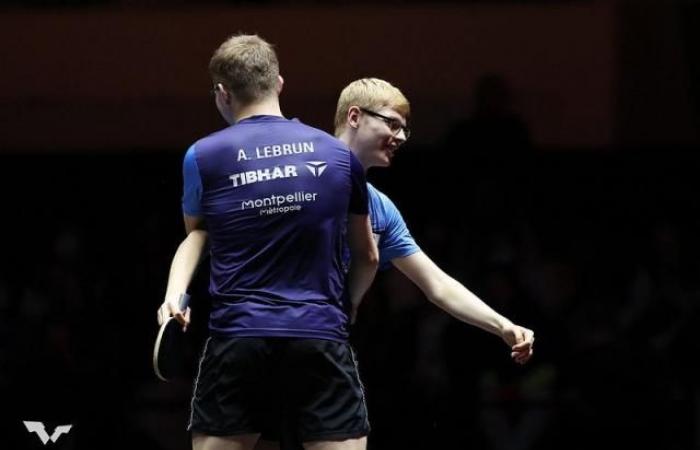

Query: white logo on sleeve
left=23, top=421, right=73, bottom=445
left=305, top=161, right=328, bottom=177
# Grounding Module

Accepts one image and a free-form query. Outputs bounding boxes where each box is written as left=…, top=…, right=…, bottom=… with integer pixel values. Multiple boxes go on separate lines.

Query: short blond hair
left=334, top=78, right=410, bottom=136
left=209, top=34, right=280, bottom=104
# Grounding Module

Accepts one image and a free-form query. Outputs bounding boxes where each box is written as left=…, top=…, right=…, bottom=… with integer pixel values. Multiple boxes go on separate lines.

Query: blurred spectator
left=444, top=73, right=531, bottom=159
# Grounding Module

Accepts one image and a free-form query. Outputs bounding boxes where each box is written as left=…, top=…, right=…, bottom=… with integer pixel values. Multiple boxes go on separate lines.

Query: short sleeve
left=182, top=144, right=203, bottom=216
left=379, top=197, right=420, bottom=263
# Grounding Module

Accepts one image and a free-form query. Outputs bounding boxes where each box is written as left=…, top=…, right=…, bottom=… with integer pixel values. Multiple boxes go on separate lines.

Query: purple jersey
left=183, top=115, right=368, bottom=342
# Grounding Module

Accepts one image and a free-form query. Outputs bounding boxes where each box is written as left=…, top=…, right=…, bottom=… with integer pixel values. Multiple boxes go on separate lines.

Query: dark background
left=1, top=1, right=699, bottom=449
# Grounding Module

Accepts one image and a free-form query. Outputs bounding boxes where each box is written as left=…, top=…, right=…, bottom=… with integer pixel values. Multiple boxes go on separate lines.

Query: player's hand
left=157, top=300, right=191, bottom=331
left=501, top=324, right=534, bottom=365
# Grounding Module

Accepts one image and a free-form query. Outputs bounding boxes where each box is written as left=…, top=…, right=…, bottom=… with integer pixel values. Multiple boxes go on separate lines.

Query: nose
left=393, top=128, right=407, bottom=144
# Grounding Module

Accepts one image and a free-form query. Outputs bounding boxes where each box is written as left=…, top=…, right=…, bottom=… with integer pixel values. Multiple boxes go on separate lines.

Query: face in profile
left=355, top=107, right=408, bottom=168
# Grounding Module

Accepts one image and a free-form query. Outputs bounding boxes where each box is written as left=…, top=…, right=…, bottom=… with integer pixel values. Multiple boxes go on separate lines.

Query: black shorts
left=188, top=336, right=370, bottom=442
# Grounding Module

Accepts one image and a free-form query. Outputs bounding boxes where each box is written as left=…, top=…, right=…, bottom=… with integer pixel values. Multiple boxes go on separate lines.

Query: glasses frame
left=359, top=108, right=410, bottom=140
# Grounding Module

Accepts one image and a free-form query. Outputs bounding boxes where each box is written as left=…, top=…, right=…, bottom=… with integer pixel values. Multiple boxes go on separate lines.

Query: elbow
left=369, top=242, right=380, bottom=267
left=358, top=248, right=379, bottom=270
left=423, top=277, right=453, bottom=308
left=363, top=248, right=379, bottom=269
left=370, top=245, right=380, bottom=266
left=425, top=286, right=447, bottom=307
left=351, top=243, right=379, bottom=267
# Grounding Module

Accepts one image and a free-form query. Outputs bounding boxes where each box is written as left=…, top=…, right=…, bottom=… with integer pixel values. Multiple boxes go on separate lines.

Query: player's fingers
left=183, top=307, right=192, bottom=332
left=157, top=305, right=169, bottom=326
left=512, top=341, right=532, bottom=351
left=173, top=310, right=187, bottom=327
left=512, top=329, right=534, bottom=349
left=517, top=351, right=533, bottom=364
left=512, top=347, right=533, bottom=364
left=511, top=346, right=529, bottom=356
left=525, top=329, right=535, bottom=344
left=508, top=328, right=524, bottom=347
left=511, top=352, right=526, bottom=364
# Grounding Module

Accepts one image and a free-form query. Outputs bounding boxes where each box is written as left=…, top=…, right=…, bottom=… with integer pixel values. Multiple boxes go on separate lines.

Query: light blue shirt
left=367, top=183, right=421, bottom=269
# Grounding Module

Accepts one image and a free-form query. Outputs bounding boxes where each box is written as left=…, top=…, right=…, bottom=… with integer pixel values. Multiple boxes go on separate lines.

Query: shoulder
left=367, top=183, right=404, bottom=229
left=188, top=126, right=236, bottom=156
left=367, top=183, right=397, bottom=211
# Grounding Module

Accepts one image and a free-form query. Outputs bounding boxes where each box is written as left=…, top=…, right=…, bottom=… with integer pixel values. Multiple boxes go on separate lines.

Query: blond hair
left=334, top=78, right=410, bottom=136
left=209, top=34, right=280, bottom=104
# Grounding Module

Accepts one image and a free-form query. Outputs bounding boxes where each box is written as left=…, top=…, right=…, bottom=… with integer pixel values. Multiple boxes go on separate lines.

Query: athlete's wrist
left=494, top=317, right=514, bottom=337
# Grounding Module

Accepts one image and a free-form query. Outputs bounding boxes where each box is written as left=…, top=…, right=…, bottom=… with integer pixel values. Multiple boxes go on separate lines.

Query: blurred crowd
left=1, top=143, right=698, bottom=449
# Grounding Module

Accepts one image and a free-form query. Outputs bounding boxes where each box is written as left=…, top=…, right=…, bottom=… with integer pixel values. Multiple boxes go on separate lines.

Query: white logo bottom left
left=23, top=421, right=73, bottom=445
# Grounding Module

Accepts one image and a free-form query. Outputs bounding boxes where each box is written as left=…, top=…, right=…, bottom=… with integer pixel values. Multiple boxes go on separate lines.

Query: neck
left=338, top=129, right=371, bottom=173
left=233, top=95, right=284, bottom=123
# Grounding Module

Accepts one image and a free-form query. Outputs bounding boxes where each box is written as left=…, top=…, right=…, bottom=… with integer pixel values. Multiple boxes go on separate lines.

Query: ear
left=216, top=83, right=233, bottom=105
left=276, top=75, right=284, bottom=95
left=347, top=106, right=362, bottom=129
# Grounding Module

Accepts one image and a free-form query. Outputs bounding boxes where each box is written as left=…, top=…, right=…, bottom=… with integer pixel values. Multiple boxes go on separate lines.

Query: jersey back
left=183, top=115, right=368, bottom=342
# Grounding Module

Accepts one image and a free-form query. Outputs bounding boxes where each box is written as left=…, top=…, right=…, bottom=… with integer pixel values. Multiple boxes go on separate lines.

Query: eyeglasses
left=359, top=108, right=410, bottom=140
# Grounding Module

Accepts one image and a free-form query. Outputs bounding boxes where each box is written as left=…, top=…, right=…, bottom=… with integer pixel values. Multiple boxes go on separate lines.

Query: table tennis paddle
left=153, top=293, right=191, bottom=382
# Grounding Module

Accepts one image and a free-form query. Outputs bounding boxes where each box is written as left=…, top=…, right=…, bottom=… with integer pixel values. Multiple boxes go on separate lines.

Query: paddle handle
left=178, top=293, right=191, bottom=311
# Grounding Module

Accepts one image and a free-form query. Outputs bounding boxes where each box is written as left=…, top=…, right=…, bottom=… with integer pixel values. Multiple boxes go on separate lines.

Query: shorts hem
left=189, top=427, right=260, bottom=437
left=302, top=428, right=370, bottom=442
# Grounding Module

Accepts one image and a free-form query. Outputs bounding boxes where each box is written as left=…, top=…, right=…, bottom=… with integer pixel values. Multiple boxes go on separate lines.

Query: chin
left=373, top=157, right=391, bottom=168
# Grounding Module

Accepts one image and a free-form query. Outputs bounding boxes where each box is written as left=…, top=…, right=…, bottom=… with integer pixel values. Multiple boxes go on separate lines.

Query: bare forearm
left=345, top=214, right=379, bottom=312
left=347, top=259, right=378, bottom=308
left=394, top=253, right=511, bottom=336
left=394, top=253, right=533, bottom=361
left=164, top=230, right=208, bottom=303
left=428, top=276, right=512, bottom=336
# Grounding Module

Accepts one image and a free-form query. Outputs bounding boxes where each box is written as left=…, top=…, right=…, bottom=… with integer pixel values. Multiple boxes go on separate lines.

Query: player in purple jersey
left=161, top=77, right=534, bottom=449
left=157, top=35, right=378, bottom=450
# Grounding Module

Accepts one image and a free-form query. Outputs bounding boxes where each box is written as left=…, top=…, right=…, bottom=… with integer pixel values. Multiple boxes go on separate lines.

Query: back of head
left=334, top=78, right=410, bottom=136
left=209, top=34, right=280, bottom=104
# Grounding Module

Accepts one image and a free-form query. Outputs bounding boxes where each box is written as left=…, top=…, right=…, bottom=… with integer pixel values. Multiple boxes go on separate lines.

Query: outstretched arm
left=392, top=251, right=534, bottom=364
left=157, top=229, right=209, bottom=329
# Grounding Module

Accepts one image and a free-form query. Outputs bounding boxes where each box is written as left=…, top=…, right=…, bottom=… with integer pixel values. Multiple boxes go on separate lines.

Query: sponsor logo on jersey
left=229, top=165, right=298, bottom=188
left=241, top=191, right=319, bottom=216
left=305, top=161, right=328, bottom=177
